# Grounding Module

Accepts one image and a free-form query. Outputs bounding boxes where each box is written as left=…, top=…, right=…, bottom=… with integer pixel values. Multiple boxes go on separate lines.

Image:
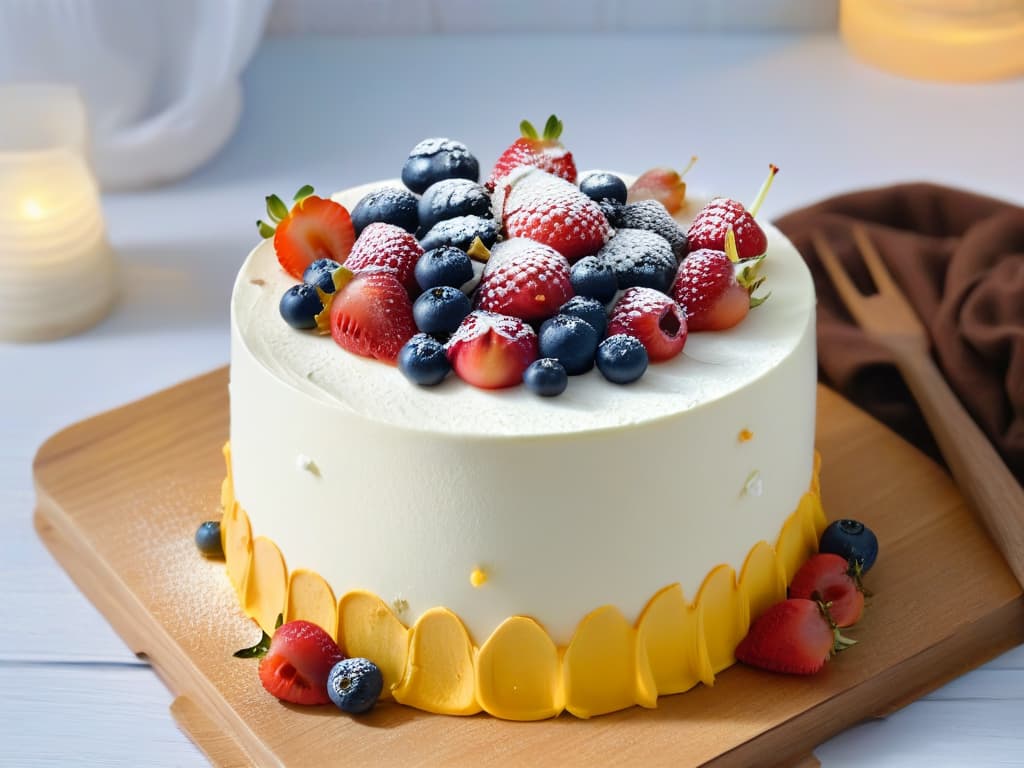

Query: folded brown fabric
left=775, top=183, right=1024, bottom=482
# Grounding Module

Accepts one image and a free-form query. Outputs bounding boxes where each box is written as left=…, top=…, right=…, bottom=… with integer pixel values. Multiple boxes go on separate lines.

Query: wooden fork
left=813, top=226, right=1024, bottom=589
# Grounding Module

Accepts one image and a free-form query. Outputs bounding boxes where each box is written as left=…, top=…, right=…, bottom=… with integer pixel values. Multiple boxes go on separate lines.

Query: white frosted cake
left=219, top=136, right=825, bottom=720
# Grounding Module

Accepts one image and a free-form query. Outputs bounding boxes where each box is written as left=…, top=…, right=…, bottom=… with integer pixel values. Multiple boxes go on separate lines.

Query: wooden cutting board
left=33, top=368, right=1024, bottom=767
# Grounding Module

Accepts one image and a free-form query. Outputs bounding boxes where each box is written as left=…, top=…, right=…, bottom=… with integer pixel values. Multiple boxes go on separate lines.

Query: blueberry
left=570, top=256, right=618, bottom=304
left=402, top=137, right=480, bottom=195
left=596, top=334, right=648, bottom=384
left=523, top=358, right=568, bottom=397
left=413, top=286, right=472, bottom=335
left=194, top=521, right=223, bottom=558
left=417, top=179, right=491, bottom=233
left=538, top=314, right=599, bottom=375
left=398, top=333, right=452, bottom=386
left=597, top=228, right=677, bottom=293
left=415, top=246, right=474, bottom=291
left=279, top=284, right=323, bottom=330
left=599, top=199, right=625, bottom=228
left=328, top=657, right=384, bottom=715
left=351, top=187, right=419, bottom=235
left=580, top=172, right=628, bottom=205
left=619, top=200, right=689, bottom=259
left=302, top=258, right=343, bottom=293
left=559, top=296, right=607, bottom=338
left=419, top=215, right=499, bottom=252
left=820, top=519, right=879, bottom=573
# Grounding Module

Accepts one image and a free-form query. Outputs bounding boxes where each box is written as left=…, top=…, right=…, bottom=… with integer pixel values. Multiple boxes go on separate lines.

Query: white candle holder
left=0, top=83, right=116, bottom=341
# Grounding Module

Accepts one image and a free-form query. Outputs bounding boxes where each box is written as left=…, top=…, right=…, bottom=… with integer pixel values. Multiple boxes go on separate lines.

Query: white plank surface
left=3, top=33, right=1024, bottom=766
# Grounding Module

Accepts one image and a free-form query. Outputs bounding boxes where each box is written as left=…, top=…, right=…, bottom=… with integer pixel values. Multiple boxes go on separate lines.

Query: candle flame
left=20, top=198, right=45, bottom=220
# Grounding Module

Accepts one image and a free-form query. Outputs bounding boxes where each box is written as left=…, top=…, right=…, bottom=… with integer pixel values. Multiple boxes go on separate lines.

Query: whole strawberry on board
left=687, top=164, right=779, bottom=260
left=487, top=115, right=578, bottom=188
left=258, top=185, right=356, bottom=280
left=627, top=156, right=698, bottom=215
left=735, top=598, right=856, bottom=675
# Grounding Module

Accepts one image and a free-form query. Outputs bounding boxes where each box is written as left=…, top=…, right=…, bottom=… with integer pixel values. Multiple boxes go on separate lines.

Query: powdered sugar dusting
left=409, top=137, right=471, bottom=159
left=446, top=310, right=537, bottom=345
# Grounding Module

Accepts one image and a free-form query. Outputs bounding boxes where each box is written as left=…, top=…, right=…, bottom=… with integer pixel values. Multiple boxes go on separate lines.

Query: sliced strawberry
left=789, top=553, right=865, bottom=628
left=474, top=238, right=574, bottom=323
left=607, top=287, right=688, bottom=362
left=445, top=311, right=538, bottom=389
left=487, top=115, right=577, bottom=188
left=735, top=598, right=855, bottom=675
left=343, top=222, right=423, bottom=296
left=686, top=164, right=778, bottom=260
left=330, top=271, right=416, bottom=364
left=260, top=188, right=356, bottom=280
left=256, top=620, right=345, bottom=705
left=627, top=157, right=696, bottom=215
left=494, top=168, right=610, bottom=263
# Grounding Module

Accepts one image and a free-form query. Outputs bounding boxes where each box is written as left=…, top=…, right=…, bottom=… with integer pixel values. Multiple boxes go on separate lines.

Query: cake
left=218, top=124, right=825, bottom=720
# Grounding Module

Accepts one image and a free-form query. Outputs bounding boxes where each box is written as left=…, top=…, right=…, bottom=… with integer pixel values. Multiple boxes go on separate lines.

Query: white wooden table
left=2, top=34, right=1022, bottom=766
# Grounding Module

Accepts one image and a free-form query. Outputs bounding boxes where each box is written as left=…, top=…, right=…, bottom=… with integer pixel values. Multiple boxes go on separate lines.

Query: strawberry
left=258, top=186, right=355, bottom=280
left=343, top=222, right=423, bottom=296
left=494, top=168, right=610, bottom=263
left=445, top=310, right=538, bottom=389
left=686, top=164, right=778, bottom=260
left=235, top=619, right=345, bottom=706
left=735, top=598, right=855, bottom=675
left=607, top=287, right=688, bottom=362
left=487, top=115, right=577, bottom=188
left=474, top=238, right=574, bottom=323
left=329, top=271, right=416, bottom=364
left=789, top=553, right=865, bottom=628
left=627, top=157, right=697, bottom=215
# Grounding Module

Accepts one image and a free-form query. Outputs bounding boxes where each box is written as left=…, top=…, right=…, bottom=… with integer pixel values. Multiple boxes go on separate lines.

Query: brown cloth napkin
left=775, top=183, right=1024, bottom=482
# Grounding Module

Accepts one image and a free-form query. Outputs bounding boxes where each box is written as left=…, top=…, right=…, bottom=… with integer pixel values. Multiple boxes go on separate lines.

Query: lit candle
left=0, top=84, right=116, bottom=341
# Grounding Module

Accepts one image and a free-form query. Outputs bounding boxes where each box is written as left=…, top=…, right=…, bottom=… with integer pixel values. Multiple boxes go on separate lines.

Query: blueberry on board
left=195, top=521, right=223, bottom=558
left=417, top=178, right=492, bottom=233
left=619, top=200, right=689, bottom=259
left=559, top=296, right=608, bottom=338
left=570, top=256, right=618, bottom=304
left=597, top=228, right=677, bottom=293
left=538, top=314, right=599, bottom=375
left=350, top=187, right=419, bottom=235
left=398, top=334, right=451, bottom=386
left=415, top=246, right=474, bottom=291
left=302, top=258, right=343, bottom=293
left=402, top=137, right=480, bottom=195
left=419, top=215, right=498, bottom=252
left=328, top=657, right=384, bottom=715
left=279, top=284, right=324, bottom=329
left=523, top=358, right=568, bottom=397
left=413, top=286, right=472, bottom=335
left=596, top=334, right=648, bottom=384
left=580, top=172, right=628, bottom=205
left=820, top=519, right=879, bottom=573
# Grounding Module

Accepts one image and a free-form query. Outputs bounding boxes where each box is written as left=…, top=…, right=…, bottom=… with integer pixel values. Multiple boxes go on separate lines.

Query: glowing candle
left=0, top=84, right=116, bottom=341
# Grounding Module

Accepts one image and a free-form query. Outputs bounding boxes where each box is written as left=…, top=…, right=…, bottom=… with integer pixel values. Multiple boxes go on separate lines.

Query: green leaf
left=257, top=219, right=277, bottom=239
left=749, top=290, right=771, bottom=309
left=266, top=194, right=289, bottom=222
left=293, top=184, right=314, bottom=203
left=543, top=114, right=562, bottom=140
left=233, top=629, right=272, bottom=659
left=275, top=613, right=284, bottom=629
left=519, top=119, right=538, bottom=139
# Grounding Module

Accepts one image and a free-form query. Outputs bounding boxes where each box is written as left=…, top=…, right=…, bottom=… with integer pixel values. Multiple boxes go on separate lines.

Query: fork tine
left=812, top=231, right=864, bottom=315
left=851, top=225, right=898, bottom=295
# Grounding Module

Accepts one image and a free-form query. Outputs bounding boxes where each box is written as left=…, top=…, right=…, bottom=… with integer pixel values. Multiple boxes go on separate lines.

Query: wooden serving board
left=33, top=368, right=1024, bottom=768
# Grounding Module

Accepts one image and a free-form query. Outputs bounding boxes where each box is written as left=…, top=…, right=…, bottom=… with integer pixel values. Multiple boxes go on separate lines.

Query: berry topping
left=445, top=311, right=538, bottom=390
left=820, top=519, right=879, bottom=573
left=789, top=553, right=865, bottom=628
left=579, top=172, right=628, bottom=205
left=538, top=314, right=600, bottom=375
left=597, top=228, right=677, bottom=293
left=474, top=238, right=574, bottom=323
left=415, top=245, right=474, bottom=291
left=259, top=187, right=356, bottom=281
left=398, top=333, right=452, bottom=386
left=402, top=137, right=479, bottom=195
left=344, top=222, right=424, bottom=296
left=495, top=168, right=610, bottom=263
left=302, top=258, right=344, bottom=293
left=419, top=215, right=499, bottom=253
left=598, top=198, right=625, bottom=228
left=194, top=521, right=223, bottom=558
left=240, top=619, right=345, bottom=706
left=488, top=115, right=577, bottom=188
left=329, top=271, right=417, bottom=364
left=608, top=287, right=688, bottom=362
left=413, top=285, right=472, bottom=335
left=619, top=199, right=689, bottom=259
left=595, top=334, right=649, bottom=384
left=279, top=284, right=324, bottom=330
left=328, top=657, right=384, bottom=715
left=559, top=295, right=608, bottom=338
left=417, top=178, right=492, bottom=233
left=686, top=164, right=778, bottom=259
left=569, top=256, right=619, bottom=304
left=735, top=598, right=855, bottom=676
left=350, top=187, right=419, bottom=235
left=523, top=358, right=568, bottom=397
left=627, top=157, right=697, bottom=215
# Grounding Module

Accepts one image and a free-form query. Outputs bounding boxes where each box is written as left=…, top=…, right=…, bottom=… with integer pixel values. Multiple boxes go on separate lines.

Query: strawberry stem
left=681, top=155, right=698, bottom=177
left=748, top=164, right=779, bottom=218
left=519, top=119, right=539, bottom=139
left=266, top=194, right=289, bottom=222
left=293, top=184, right=314, bottom=203
left=256, top=219, right=277, bottom=239
left=542, top=114, right=563, bottom=141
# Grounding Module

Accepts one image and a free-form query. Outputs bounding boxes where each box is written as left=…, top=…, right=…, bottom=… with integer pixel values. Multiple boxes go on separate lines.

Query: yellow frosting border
left=220, top=443, right=826, bottom=720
